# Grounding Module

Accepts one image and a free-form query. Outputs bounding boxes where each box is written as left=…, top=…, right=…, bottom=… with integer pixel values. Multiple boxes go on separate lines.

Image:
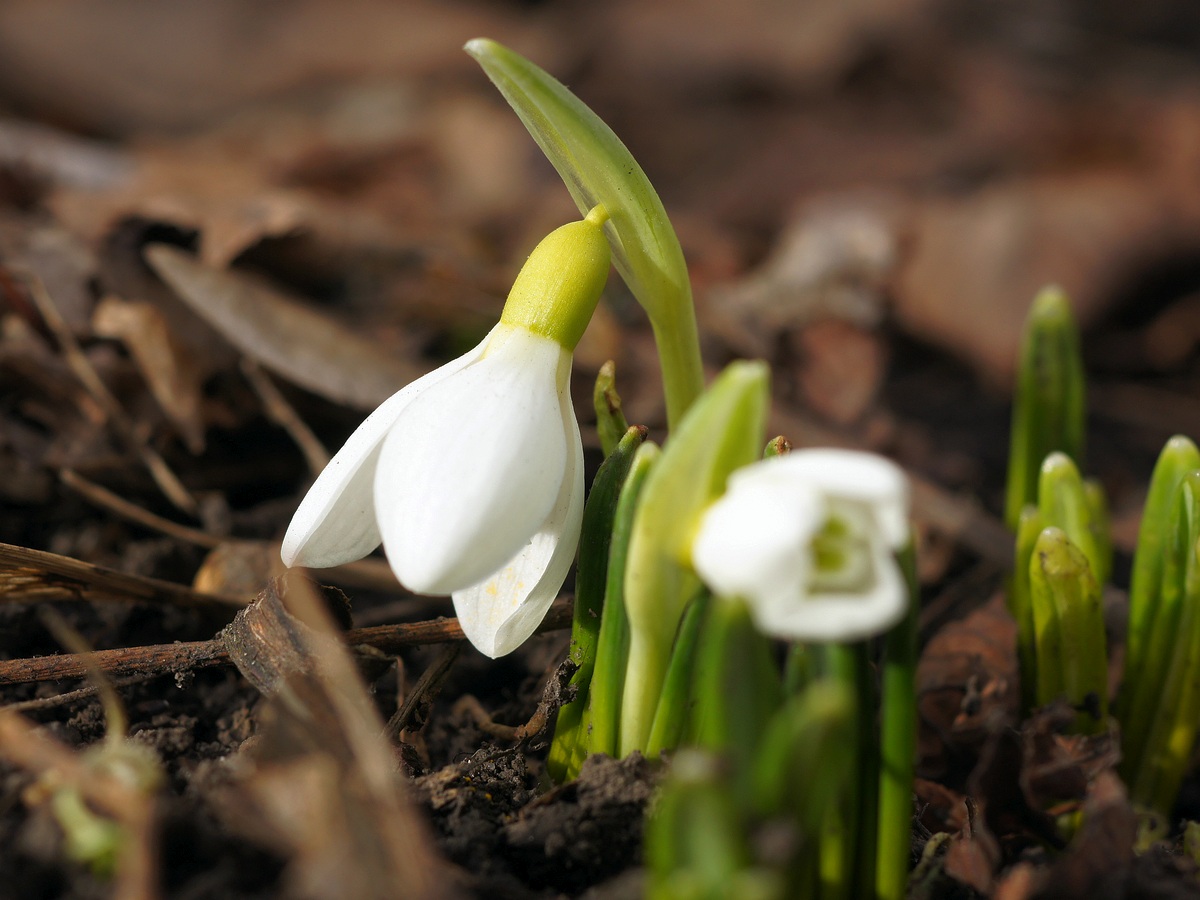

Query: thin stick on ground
left=240, top=357, right=330, bottom=475
left=0, top=541, right=245, bottom=609
left=0, top=596, right=574, bottom=685
left=58, top=473, right=402, bottom=592
left=385, top=642, right=463, bottom=738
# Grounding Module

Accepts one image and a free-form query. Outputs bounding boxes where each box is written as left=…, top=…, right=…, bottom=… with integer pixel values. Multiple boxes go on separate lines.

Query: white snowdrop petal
left=375, top=327, right=569, bottom=594
left=773, top=449, right=910, bottom=549
left=692, top=478, right=820, bottom=604
left=280, top=329, right=493, bottom=568
left=752, top=539, right=907, bottom=642
left=454, top=404, right=585, bottom=658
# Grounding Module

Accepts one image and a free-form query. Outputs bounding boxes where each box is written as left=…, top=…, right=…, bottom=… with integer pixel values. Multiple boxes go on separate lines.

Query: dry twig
left=0, top=596, right=573, bottom=685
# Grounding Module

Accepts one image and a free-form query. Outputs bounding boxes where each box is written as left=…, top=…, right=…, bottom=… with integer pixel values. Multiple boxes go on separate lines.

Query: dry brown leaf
left=1034, top=772, right=1136, bottom=899
left=92, top=295, right=207, bottom=453
left=608, top=0, right=934, bottom=88
left=192, top=541, right=281, bottom=598
left=917, top=593, right=1019, bottom=781
left=145, top=244, right=419, bottom=410
left=792, top=318, right=885, bottom=425
left=705, top=194, right=898, bottom=342
left=893, top=170, right=1200, bottom=382
left=0, top=0, right=557, bottom=133
left=0, top=213, right=98, bottom=330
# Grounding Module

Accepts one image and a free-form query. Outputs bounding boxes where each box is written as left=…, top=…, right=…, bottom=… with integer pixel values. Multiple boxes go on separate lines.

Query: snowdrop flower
left=691, top=449, right=910, bottom=642
left=282, top=209, right=611, bottom=657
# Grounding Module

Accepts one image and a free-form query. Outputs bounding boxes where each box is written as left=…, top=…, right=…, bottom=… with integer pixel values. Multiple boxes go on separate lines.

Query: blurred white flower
left=691, top=449, right=910, bottom=641
left=282, top=213, right=610, bottom=658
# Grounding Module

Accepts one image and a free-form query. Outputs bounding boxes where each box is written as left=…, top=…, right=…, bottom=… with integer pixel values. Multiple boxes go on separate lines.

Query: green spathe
left=466, top=37, right=703, bottom=427
left=499, top=207, right=611, bottom=351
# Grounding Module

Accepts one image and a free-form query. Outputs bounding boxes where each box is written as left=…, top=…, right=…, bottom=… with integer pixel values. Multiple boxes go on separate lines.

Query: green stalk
left=811, top=643, right=873, bottom=900
left=585, top=440, right=659, bottom=759
left=753, top=682, right=855, bottom=899
left=876, top=544, right=919, bottom=900
left=685, top=596, right=783, bottom=805
left=645, top=751, right=755, bottom=900
left=645, top=591, right=711, bottom=758
left=547, top=425, right=647, bottom=781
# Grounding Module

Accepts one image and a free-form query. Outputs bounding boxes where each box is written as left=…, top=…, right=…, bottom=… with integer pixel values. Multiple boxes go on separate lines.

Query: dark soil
left=5, top=1, right=1200, bottom=898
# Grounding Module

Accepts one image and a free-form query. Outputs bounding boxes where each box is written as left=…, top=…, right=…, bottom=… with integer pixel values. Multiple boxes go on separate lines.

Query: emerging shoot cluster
left=1007, top=285, right=1200, bottom=826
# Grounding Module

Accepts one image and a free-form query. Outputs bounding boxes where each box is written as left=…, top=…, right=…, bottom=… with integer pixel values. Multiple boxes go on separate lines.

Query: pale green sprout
left=593, top=360, right=629, bottom=458
left=547, top=421, right=647, bottom=782
left=1121, top=435, right=1200, bottom=722
left=1121, top=466, right=1200, bottom=814
left=1005, top=286, right=1086, bottom=530
left=465, top=38, right=704, bottom=429
left=646, top=751, right=783, bottom=900
left=1028, top=526, right=1108, bottom=734
left=1011, top=452, right=1112, bottom=722
left=586, top=439, right=660, bottom=760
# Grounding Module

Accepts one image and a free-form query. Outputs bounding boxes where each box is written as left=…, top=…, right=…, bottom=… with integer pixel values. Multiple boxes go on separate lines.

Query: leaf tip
left=463, top=37, right=497, bottom=61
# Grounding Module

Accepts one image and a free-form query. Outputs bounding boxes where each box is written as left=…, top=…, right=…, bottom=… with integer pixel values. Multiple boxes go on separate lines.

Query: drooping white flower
left=281, top=210, right=610, bottom=657
left=691, top=449, right=910, bottom=642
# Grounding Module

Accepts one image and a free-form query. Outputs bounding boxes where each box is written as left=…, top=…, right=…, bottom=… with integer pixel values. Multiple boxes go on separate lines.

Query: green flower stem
left=686, top=596, right=783, bottom=804
left=812, top=642, right=873, bottom=900
left=784, top=643, right=815, bottom=696
left=547, top=425, right=648, bottom=781
left=753, top=682, right=855, bottom=898
left=619, top=362, right=769, bottom=756
left=876, top=544, right=919, bottom=900
left=646, top=751, right=763, bottom=900
left=466, top=38, right=705, bottom=428
left=1004, top=286, right=1086, bottom=530
left=645, top=591, right=711, bottom=758
left=1122, top=436, right=1200, bottom=721
left=586, top=440, right=659, bottom=759
left=650, top=312, right=706, bottom=433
